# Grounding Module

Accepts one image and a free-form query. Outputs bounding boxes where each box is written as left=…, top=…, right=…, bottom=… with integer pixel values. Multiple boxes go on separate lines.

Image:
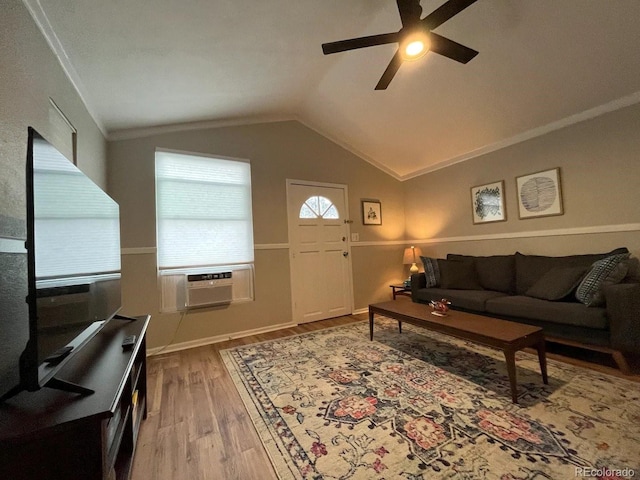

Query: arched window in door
left=299, top=195, right=339, bottom=219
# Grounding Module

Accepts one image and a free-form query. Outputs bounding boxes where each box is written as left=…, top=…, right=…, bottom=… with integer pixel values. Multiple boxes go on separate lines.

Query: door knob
left=343, top=252, right=349, bottom=257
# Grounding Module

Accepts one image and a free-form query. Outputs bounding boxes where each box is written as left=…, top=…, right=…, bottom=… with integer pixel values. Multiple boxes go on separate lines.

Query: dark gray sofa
left=411, top=249, right=640, bottom=373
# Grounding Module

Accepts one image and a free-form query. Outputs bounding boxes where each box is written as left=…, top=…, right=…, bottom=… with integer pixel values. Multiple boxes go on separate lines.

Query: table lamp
left=403, top=245, right=422, bottom=274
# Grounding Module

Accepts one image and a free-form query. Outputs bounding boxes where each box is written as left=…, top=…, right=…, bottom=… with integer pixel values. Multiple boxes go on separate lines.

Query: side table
left=390, top=284, right=411, bottom=300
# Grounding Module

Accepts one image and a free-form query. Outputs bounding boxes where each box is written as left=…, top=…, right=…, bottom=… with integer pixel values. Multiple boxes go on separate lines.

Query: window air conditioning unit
left=184, top=272, right=233, bottom=309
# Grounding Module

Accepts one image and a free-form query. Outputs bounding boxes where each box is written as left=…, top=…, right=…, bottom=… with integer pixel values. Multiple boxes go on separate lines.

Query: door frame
left=286, top=179, right=355, bottom=324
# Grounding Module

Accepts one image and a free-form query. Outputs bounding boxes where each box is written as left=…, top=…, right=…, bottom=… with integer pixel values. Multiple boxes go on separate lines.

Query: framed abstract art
left=516, top=168, right=563, bottom=219
left=471, top=180, right=506, bottom=224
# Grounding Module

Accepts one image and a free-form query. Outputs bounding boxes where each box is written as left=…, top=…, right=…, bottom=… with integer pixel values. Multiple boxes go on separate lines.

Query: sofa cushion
left=485, top=296, right=608, bottom=330
left=413, top=288, right=507, bottom=311
left=437, top=258, right=483, bottom=290
left=624, top=256, right=640, bottom=282
left=525, top=266, right=587, bottom=301
left=575, top=253, right=630, bottom=307
left=514, top=248, right=629, bottom=295
left=448, top=254, right=515, bottom=294
left=419, top=256, right=441, bottom=287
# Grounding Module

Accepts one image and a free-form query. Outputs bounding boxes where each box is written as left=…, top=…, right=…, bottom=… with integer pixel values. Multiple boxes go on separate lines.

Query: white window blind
left=155, top=150, right=254, bottom=270
left=34, top=138, right=120, bottom=279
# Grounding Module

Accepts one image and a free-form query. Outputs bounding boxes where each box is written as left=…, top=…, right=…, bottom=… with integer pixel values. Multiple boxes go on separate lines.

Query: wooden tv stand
left=0, top=315, right=150, bottom=480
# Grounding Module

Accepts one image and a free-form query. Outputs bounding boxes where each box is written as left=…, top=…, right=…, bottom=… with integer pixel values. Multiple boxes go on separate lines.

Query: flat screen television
left=1, top=127, right=123, bottom=401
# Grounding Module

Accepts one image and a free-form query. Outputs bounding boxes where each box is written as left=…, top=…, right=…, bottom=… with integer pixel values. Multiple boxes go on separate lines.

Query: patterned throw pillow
left=420, top=256, right=440, bottom=288
left=575, top=253, right=630, bottom=307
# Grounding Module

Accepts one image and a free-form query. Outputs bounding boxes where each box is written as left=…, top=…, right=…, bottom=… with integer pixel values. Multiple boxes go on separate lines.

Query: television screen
left=28, top=128, right=121, bottom=389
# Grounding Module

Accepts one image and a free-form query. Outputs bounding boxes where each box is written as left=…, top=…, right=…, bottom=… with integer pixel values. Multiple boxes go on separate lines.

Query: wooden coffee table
left=369, top=301, right=548, bottom=404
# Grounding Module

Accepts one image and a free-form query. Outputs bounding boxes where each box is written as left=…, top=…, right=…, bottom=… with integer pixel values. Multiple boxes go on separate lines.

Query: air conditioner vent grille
left=185, top=272, right=233, bottom=309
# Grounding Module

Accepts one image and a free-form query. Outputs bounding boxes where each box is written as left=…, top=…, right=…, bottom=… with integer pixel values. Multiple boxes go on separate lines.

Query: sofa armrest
left=411, top=273, right=427, bottom=302
left=604, top=282, right=640, bottom=353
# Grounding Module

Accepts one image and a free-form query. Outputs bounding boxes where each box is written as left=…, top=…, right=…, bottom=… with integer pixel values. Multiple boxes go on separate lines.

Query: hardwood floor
left=130, top=315, right=362, bottom=480
left=131, top=312, right=638, bottom=480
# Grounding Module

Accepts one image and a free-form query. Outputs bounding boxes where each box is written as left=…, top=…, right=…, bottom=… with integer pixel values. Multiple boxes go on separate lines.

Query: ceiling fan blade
left=429, top=32, right=478, bottom=63
left=422, top=0, right=478, bottom=30
left=396, top=0, right=422, bottom=27
left=375, top=50, right=403, bottom=90
left=322, top=32, right=399, bottom=55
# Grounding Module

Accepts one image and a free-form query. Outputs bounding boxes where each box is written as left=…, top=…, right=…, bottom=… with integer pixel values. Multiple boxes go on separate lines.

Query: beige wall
left=404, top=103, right=640, bottom=260
left=0, top=0, right=107, bottom=222
left=110, top=104, right=640, bottom=351
left=107, top=121, right=406, bottom=349
left=0, top=0, right=107, bottom=251
left=0, top=0, right=106, bottom=247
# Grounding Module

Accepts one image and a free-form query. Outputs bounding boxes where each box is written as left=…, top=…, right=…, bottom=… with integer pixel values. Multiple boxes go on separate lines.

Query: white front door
left=287, top=181, right=353, bottom=324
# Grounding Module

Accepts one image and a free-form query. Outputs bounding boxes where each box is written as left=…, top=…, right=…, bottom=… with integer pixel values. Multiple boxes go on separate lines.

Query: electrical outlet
left=351, top=233, right=359, bottom=242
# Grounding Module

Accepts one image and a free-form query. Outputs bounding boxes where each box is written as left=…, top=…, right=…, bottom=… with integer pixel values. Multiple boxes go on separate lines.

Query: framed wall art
left=362, top=200, right=382, bottom=225
left=471, top=180, right=506, bottom=224
left=516, top=168, right=563, bottom=219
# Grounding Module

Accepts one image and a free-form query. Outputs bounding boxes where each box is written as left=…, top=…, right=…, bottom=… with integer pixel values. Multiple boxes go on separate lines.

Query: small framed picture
left=516, top=168, right=563, bottom=219
left=362, top=200, right=382, bottom=225
left=471, top=180, right=506, bottom=224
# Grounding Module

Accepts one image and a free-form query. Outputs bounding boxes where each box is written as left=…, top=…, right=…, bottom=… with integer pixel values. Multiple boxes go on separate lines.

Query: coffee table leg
left=369, top=310, right=374, bottom=341
left=536, top=340, right=549, bottom=384
left=398, top=321, right=402, bottom=334
left=504, top=350, right=518, bottom=404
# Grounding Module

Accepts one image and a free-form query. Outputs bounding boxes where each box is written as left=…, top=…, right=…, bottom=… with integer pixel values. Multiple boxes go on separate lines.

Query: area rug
left=221, top=318, right=640, bottom=479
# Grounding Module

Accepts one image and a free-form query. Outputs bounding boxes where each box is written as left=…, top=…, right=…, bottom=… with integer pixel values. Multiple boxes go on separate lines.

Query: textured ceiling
left=25, top=0, right=640, bottom=179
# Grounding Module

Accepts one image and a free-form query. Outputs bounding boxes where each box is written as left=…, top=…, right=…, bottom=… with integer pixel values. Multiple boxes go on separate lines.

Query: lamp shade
left=402, top=247, right=415, bottom=264
left=402, top=246, right=422, bottom=264
left=403, top=245, right=422, bottom=274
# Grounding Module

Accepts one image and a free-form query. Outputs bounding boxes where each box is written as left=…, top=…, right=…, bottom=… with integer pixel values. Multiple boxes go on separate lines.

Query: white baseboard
left=147, top=321, right=297, bottom=356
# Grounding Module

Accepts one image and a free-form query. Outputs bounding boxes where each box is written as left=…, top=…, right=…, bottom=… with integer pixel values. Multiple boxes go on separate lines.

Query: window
left=299, top=196, right=339, bottom=219
left=155, top=150, right=254, bottom=310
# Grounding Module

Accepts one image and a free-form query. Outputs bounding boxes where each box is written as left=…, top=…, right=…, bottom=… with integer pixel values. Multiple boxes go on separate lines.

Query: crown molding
left=399, top=90, right=640, bottom=181
left=107, top=115, right=298, bottom=141
left=294, top=117, right=404, bottom=181
left=22, top=0, right=107, bottom=137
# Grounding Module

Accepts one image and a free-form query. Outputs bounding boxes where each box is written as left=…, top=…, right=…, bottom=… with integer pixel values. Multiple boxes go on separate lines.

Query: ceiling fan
left=321, top=0, right=479, bottom=90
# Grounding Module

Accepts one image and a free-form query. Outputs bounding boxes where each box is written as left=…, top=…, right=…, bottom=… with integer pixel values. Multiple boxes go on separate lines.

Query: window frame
left=154, top=148, right=255, bottom=310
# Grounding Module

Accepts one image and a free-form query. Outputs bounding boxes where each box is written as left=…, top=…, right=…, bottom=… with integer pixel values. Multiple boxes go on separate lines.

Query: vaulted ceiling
left=25, top=0, right=640, bottom=179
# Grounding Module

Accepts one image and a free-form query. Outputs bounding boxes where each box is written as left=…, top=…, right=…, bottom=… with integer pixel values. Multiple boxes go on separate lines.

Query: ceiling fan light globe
left=400, top=33, right=430, bottom=61
left=406, top=41, right=424, bottom=57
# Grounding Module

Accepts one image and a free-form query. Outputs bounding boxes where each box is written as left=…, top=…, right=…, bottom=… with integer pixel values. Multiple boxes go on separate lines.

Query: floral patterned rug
left=220, top=318, right=640, bottom=479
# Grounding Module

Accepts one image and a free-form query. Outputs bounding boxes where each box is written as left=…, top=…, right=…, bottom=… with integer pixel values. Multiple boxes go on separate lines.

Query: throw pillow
left=420, top=256, right=440, bottom=288
left=525, top=266, right=587, bottom=301
left=575, top=253, right=630, bottom=307
left=448, top=253, right=515, bottom=293
left=514, top=247, right=629, bottom=295
left=585, top=260, right=629, bottom=307
left=437, top=259, right=483, bottom=290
